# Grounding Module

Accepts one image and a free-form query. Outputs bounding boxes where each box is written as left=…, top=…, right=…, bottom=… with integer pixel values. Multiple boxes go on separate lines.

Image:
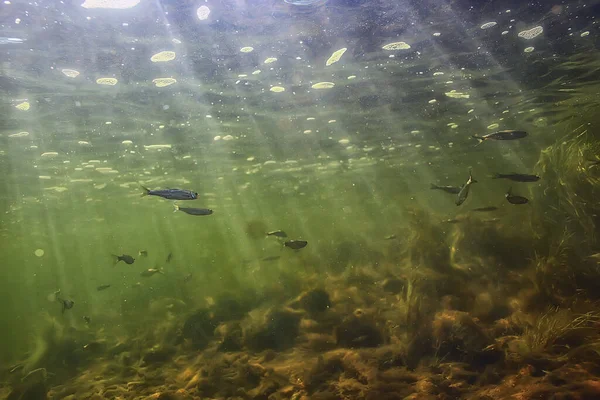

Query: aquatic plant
left=507, top=307, right=600, bottom=370
left=402, top=207, right=451, bottom=272
left=532, top=124, right=600, bottom=250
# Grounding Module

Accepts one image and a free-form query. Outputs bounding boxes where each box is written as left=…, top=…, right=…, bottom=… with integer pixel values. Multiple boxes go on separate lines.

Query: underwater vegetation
left=5, top=124, right=600, bottom=399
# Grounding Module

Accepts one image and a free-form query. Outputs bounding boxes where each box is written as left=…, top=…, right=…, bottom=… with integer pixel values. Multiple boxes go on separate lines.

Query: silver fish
left=140, top=268, right=163, bottom=277
left=456, top=170, right=477, bottom=206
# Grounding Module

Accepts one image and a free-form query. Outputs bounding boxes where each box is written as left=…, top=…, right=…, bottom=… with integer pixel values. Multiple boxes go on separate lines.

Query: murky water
left=2, top=0, right=600, bottom=398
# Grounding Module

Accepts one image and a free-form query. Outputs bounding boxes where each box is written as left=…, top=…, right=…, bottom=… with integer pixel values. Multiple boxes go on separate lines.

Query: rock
left=182, top=308, right=219, bottom=349
left=334, top=315, right=385, bottom=348
left=217, top=322, right=244, bottom=352
left=431, top=310, right=492, bottom=364
left=143, top=345, right=176, bottom=364
left=299, top=289, right=331, bottom=314
left=6, top=382, right=47, bottom=400
left=245, top=309, right=302, bottom=351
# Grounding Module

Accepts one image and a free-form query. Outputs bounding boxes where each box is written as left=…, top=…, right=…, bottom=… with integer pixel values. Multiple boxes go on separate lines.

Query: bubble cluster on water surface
left=196, top=5, right=210, bottom=20
left=518, top=26, right=543, bottom=40
left=81, top=0, right=140, bottom=9
left=150, top=51, right=176, bottom=63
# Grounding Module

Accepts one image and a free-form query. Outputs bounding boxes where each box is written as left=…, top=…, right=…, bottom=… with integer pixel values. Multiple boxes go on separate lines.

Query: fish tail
left=140, top=185, right=150, bottom=197
left=111, top=254, right=120, bottom=265
left=469, top=169, right=478, bottom=184
left=507, top=187, right=513, bottom=196
left=471, top=136, right=484, bottom=146
left=430, top=183, right=438, bottom=190
left=491, top=173, right=501, bottom=179
left=173, top=204, right=179, bottom=213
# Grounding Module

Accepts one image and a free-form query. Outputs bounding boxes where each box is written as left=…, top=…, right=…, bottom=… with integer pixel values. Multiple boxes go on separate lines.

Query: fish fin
left=140, top=185, right=150, bottom=197
left=173, top=204, right=179, bottom=213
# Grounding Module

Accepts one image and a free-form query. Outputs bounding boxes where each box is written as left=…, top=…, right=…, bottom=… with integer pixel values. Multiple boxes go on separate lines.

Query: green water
left=1, top=0, right=600, bottom=397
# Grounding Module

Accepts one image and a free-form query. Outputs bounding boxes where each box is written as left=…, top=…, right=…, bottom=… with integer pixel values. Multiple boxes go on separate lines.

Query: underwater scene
left=2, top=0, right=600, bottom=399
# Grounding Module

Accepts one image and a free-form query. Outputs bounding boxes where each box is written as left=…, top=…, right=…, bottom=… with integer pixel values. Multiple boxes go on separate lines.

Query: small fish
left=96, top=284, right=111, bottom=291
left=482, top=218, right=501, bottom=223
left=57, top=297, right=74, bottom=314
left=456, top=170, right=477, bottom=206
left=384, top=234, right=397, bottom=240
left=166, top=252, right=173, bottom=263
left=82, top=316, right=91, bottom=324
left=140, top=185, right=198, bottom=200
left=174, top=204, right=213, bottom=215
left=140, top=268, right=163, bottom=277
left=586, top=159, right=600, bottom=168
left=112, top=254, right=135, bottom=265
left=138, top=250, right=148, bottom=257
left=267, top=230, right=288, bottom=238
left=472, top=206, right=499, bottom=212
left=0, top=37, right=25, bottom=45
left=430, top=184, right=462, bottom=195
left=261, top=255, right=281, bottom=261
left=442, top=218, right=462, bottom=224
left=284, top=240, right=308, bottom=250
left=505, top=187, right=529, bottom=205
left=492, top=173, right=540, bottom=182
left=183, top=273, right=193, bottom=282
left=472, top=130, right=527, bottom=144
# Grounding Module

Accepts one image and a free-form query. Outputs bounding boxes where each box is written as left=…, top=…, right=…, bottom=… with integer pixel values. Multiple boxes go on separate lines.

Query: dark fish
left=166, top=252, right=173, bottom=263
left=456, top=170, right=477, bottom=206
left=384, top=234, right=397, bottom=240
left=472, top=130, right=527, bottom=144
left=138, top=250, right=148, bottom=257
left=57, top=297, right=74, bottom=314
left=261, top=255, right=281, bottom=261
left=505, top=187, right=529, bottom=205
left=174, top=204, right=213, bottom=215
left=83, top=316, right=91, bottom=324
left=96, top=284, right=111, bottom=291
left=492, top=173, right=540, bottom=182
left=141, top=185, right=198, bottom=200
left=430, top=183, right=462, bottom=195
left=472, top=206, right=499, bottom=212
left=112, top=254, right=135, bottom=265
left=267, top=230, right=288, bottom=238
left=284, top=240, right=308, bottom=250
left=140, top=268, right=163, bottom=277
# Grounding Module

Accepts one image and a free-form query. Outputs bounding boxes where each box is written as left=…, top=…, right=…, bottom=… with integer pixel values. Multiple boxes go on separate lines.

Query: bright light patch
left=151, top=51, right=176, bottom=62
left=196, top=5, right=210, bottom=20
left=96, top=77, right=118, bottom=85
left=311, top=82, right=335, bottom=89
left=152, top=78, right=177, bottom=87
left=326, top=47, right=347, bottom=66
left=61, top=69, right=80, bottom=77
left=518, top=26, right=543, bottom=40
left=15, top=101, right=30, bottom=110
left=381, top=41, right=411, bottom=50
left=81, top=0, right=140, bottom=9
